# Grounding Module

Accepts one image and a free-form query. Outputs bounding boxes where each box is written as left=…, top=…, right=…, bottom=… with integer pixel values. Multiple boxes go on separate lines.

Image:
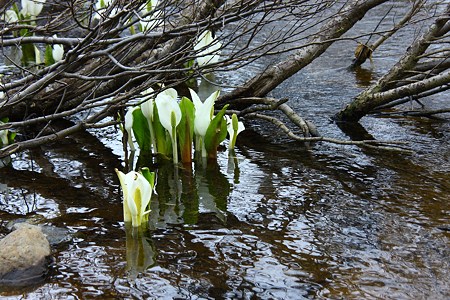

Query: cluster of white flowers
left=125, top=87, right=244, bottom=163
left=4, top=0, right=46, bottom=22
left=3, top=0, right=64, bottom=64
left=194, top=30, right=222, bottom=67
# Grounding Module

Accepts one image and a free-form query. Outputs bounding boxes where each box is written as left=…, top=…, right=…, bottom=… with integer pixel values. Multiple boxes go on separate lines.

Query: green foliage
left=204, top=105, right=229, bottom=159
left=140, top=167, right=156, bottom=188
left=8, top=132, right=17, bottom=145
left=44, top=45, right=55, bottom=66
left=131, top=107, right=152, bottom=152
left=152, top=105, right=169, bottom=156
left=21, top=43, right=36, bottom=66
left=177, top=97, right=195, bottom=163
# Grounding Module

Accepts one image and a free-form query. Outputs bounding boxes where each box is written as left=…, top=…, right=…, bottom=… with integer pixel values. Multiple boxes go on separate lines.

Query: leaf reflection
left=134, top=154, right=234, bottom=228
left=125, top=225, right=156, bottom=279
left=227, top=150, right=240, bottom=184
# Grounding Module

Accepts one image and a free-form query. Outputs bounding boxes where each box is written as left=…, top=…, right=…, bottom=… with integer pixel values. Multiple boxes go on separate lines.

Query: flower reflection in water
left=133, top=156, right=234, bottom=230
left=125, top=225, right=157, bottom=279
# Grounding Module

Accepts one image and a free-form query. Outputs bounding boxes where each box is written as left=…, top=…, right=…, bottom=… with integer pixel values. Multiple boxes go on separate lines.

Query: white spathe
left=225, top=114, right=245, bottom=150
left=21, top=0, right=46, bottom=17
left=194, top=30, right=222, bottom=66
left=140, top=87, right=155, bottom=121
left=52, top=35, right=64, bottom=62
left=0, top=121, right=8, bottom=146
left=140, top=87, right=159, bottom=152
left=124, top=106, right=138, bottom=151
left=189, top=88, right=220, bottom=138
left=115, top=169, right=152, bottom=227
left=4, top=10, right=19, bottom=22
left=155, top=88, right=181, bottom=138
left=34, top=45, right=41, bottom=64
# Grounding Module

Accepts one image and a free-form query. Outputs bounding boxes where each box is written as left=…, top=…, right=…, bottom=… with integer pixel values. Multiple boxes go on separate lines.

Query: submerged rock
left=0, top=223, right=51, bottom=286
left=40, top=225, right=73, bottom=246
left=6, top=218, right=74, bottom=246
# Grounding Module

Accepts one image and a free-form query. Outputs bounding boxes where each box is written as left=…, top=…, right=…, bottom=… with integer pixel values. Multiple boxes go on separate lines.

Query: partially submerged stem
left=172, top=126, right=178, bottom=164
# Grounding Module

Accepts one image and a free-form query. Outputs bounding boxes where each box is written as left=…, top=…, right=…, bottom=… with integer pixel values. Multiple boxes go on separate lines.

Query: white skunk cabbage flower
left=154, top=88, right=181, bottom=139
left=140, top=87, right=159, bottom=152
left=140, top=87, right=155, bottom=122
left=189, top=88, right=220, bottom=138
left=194, top=30, right=222, bottom=66
left=52, top=35, right=64, bottom=62
left=225, top=114, right=245, bottom=150
left=155, top=88, right=181, bottom=163
left=21, top=0, right=46, bottom=17
left=4, top=10, right=19, bottom=22
left=34, top=45, right=42, bottom=64
left=124, top=106, right=139, bottom=151
left=115, top=169, right=153, bottom=227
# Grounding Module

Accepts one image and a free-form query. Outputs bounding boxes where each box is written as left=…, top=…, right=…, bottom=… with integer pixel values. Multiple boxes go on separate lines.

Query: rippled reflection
left=1, top=3, right=450, bottom=298
left=0, top=120, right=448, bottom=299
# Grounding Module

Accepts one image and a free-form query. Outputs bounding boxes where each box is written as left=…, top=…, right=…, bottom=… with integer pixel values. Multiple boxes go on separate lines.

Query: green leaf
left=12, top=3, right=20, bottom=16
left=21, top=43, right=35, bottom=65
left=146, top=0, right=153, bottom=11
left=152, top=104, right=169, bottom=156
left=140, top=167, right=156, bottom=188
left=184, top=59, right=194, bottom=69
left=132, top=107, right=152, bottom=152
left=204, top=104, right=229, bottom=158
left=177, top=97, right=194, bottom=163
left=44, top=45, right=55, bottom=66
left=8, top=132, right=16, bottom=145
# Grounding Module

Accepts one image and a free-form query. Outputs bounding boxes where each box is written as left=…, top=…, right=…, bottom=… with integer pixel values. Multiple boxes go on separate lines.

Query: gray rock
left=7, top=219, right=74, bottom=246
left=0, top=223, right=51, bottom=285
left=39, top=225, right=73, bottom=246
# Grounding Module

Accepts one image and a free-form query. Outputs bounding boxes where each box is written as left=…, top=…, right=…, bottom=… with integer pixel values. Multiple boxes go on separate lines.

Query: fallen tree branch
left=351, top=0, right=424, bottom=68
left=373, top=108, right=450, bottom=118
left=336, top=10, right=450, bottom=122
left=245, top=112, right=412, bottom=153
left=217, top=0, right=388, bottom=104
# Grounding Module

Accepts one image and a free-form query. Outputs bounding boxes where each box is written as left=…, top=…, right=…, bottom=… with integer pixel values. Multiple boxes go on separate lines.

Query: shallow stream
left=0, top=2, right=449, bottom=299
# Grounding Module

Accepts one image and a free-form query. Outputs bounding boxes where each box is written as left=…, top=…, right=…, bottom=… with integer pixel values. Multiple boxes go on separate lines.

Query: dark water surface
left=1, top=2, right=450, bottom=299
